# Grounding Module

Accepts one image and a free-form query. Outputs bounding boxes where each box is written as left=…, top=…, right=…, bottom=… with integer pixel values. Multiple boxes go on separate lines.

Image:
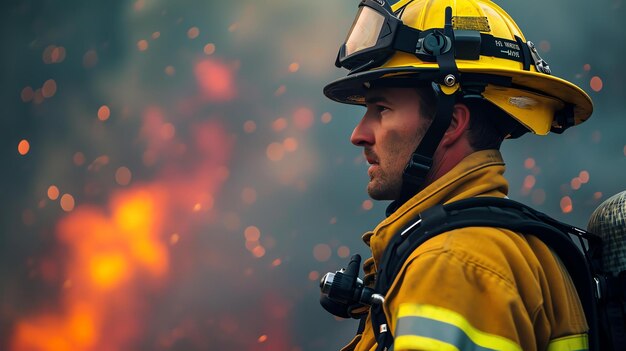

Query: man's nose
left=351, top=115, right=374, bottom=147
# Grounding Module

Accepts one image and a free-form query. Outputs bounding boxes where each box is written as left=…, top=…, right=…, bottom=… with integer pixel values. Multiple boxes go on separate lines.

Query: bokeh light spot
left=308, top=271, right=320, bottom=281
left=83, top=50, right=98, bottom=68
left=258, top=334, right=268, bottom=343
left=293, top=107, right=314, bottom=130
left=115, top=167, right=132, bottom=186
left=137, top=40, right=149, bottom=51
left=560, top=196, right=573, bottom=214
left=164, top=66, right=175, bottom=76
left=590, top=76, right=603, bottom=92
left=272, top=117, right=288, bottom=132
left=47, top=185, right=60, bottom=200
left=203, top=43, right=215, bottom=55
left=160, top=123, right=175, bottom=140
left=283, top=137, right=298, bottom=152
left=170, top=233, right=180, bottom=245
left=524, top=157, right=535, bottom=169
left=362, top=200, right=373, bottom=210
left=42, top=79, right=57, bottom=98
left=523, top=175, right=536, bottom=189
left=288, top=62, right=300, bottom=72
left=194, top=59, right=235, bottom=101
left=187, top=27, right=200, bottom=39
left=337, top=246, right=350, bottom=258
left=252, top=245, right=266, bottom=258
left=321, top=112, right=332, bottom=124
left=594, top=192, right=603, bottom=200
left=313, top=244, right=331, bottom=262
left=244, top=226, right=261, bottom=242
left=151, top=31, right=160, bottom=39
left=21, top=86, right=34, bottom=102
left=18, top=139, right=30, bottom=155
left=583, top=64, right=591, bottom=71
left=243, top=120, right=256, bottom=133
left=571, top=178, right=582, bottom=190
left=60, top=194, right=75, bottom=212
left=274, top=85, right=286, bottom=97
left=73, top=152, right=86, bottom=166
left=538, top=40, right=551, bottom=52
left=97, top=105, right=111, bottom=121
left=266, top=142, right=285, bottom=161
left=579, top=170, right=590, bottom=183
left=271, top=258, right=282, bottom=267
left=242, top=187, right=257, bottom=205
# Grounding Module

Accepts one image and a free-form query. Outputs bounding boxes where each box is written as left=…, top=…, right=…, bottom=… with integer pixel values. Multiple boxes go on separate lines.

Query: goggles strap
left=399, top=7, right=458, bottom=200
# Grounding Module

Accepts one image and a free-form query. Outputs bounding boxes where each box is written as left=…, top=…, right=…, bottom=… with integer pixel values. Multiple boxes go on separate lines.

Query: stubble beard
left=366, top=161, right=403, bottom=200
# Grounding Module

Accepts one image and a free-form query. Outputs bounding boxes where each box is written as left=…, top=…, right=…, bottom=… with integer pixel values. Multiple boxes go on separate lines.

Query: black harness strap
left=370, top=197, right=600, bottom=351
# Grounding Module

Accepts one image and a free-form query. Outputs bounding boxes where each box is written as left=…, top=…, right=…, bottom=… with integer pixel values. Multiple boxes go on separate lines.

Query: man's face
left=351, top=87, right=430, bottom=200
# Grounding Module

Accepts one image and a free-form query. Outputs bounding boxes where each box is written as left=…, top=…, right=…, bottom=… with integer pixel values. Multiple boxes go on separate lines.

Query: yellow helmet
left=324, top=0, right=593, bottom=135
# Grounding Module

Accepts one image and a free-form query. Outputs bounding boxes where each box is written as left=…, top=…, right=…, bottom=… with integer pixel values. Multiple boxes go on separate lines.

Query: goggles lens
left=344, top=6, right=386, bottom=57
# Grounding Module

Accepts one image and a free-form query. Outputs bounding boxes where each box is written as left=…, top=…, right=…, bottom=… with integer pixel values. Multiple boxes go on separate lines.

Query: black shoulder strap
left=370, top=197, right=599, bottom=351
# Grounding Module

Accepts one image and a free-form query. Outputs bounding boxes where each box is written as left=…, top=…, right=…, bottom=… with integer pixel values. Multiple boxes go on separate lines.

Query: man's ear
left=440, top=103, right=471, bottom=147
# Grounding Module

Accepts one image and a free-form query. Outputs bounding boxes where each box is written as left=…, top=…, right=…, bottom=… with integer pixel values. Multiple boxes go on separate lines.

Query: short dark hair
left=415, top=87, right=523, bottom=151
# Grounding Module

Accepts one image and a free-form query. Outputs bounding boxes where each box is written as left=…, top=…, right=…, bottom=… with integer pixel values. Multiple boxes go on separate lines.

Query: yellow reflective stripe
left=396, top=304, right=522, bottom=351
left=546, top=334, right=589, bottom=351
left=395, top=335, right=460, bottom=351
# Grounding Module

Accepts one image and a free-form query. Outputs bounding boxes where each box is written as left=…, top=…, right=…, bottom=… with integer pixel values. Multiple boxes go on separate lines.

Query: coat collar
left=362, top=149, right=509, bottom=266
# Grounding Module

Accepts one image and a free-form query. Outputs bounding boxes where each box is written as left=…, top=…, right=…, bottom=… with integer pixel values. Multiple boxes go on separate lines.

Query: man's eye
left=377, top=105, right=389, bottom=113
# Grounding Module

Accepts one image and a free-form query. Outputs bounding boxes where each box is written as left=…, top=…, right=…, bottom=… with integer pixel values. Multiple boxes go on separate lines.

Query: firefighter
left=322, top=0, right=593, bottom=350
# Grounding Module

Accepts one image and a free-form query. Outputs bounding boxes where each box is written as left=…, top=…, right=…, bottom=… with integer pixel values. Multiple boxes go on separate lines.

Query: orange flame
left=12, top=119, right=233, bottom=350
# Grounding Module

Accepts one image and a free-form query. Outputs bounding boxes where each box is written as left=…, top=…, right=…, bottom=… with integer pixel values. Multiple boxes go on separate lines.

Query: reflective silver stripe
left=395, top=315, right=516, bottom=351
left=395, top=304, right=522, bottom=350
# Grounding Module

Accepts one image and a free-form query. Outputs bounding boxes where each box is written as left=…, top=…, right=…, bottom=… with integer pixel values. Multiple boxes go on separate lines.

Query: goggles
left=336, top=0, right=551, bottom=75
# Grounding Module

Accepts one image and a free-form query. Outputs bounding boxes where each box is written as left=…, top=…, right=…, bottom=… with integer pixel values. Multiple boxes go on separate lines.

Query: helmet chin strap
left=396, top=6, right=460, bottom=207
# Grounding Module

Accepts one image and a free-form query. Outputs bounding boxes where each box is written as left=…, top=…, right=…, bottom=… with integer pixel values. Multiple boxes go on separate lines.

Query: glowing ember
left=272, top=117, right=288, bottom=132
left=308, top=271, right=320, bottom=281
left=60, top=194, right=75, bottom=212
left=97, top=105, right=111, bottom=121
left=579, top=170, right=590, bottom=183
left=47, top=185, right=60, bottom=200
left=194, top=59, right=236, bottom=101
left=203, top=43, right=216, bottom=55
left=187, top=27, right=200, bottom=39
left=590, top=76, right=603, bottom=92
left=83, top=50, right=98, bottom=68
left=274, top=85, right=286, bottom=96
left=21, top=86, right=34, bottom=102
left=337, top=246, right=350, bottom=258
left=271, top=258, right=282, bottom=266
left=258, top=334, right=268, bottom=343
left=266, top=142, right=285, bottom=161
left=18, top=139, right=30, bottom=155
left=151, top=31, right=160, bottom=39
left=313, top=244, right=331, bottom=262
left=283, top=137, right=298, bottom=152
left=137, top=40, right=149, bottom=51
left=42, top=79, right=57, bottom=98
left=115, top=167, right=132, bottom=186
left=362, top=199, right=374, bottom=210
left=73, top=152, right=86, bottom=166
left=560, top=196, right=573, bottom=213
left=571, top=178, right=582, bottom=190
left=241, top=187, right=257, bottom=204
left=524, top=157, right=535, bottom=169
left=321, top=112, right=332, bottom=124
left=243, top=120, right=256, bottom=133
left=292, top=107, right=314, bottom=130
left=288, top=62, right=300, bottom=73
left=523, top=175, right=536, bottom=189
left=244, top=226, right=261, bottom=241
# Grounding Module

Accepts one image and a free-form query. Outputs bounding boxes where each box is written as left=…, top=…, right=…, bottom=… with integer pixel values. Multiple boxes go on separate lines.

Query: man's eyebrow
left=365, top=95, right=391, bottom=104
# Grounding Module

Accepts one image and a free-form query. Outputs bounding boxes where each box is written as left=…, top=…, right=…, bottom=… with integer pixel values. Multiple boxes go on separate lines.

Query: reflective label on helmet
left=452, top=16, right=490, bottom=32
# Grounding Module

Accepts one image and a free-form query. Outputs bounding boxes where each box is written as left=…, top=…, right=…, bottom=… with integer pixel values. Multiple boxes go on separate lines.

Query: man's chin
left=367, top=183, right=394, bottom=201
